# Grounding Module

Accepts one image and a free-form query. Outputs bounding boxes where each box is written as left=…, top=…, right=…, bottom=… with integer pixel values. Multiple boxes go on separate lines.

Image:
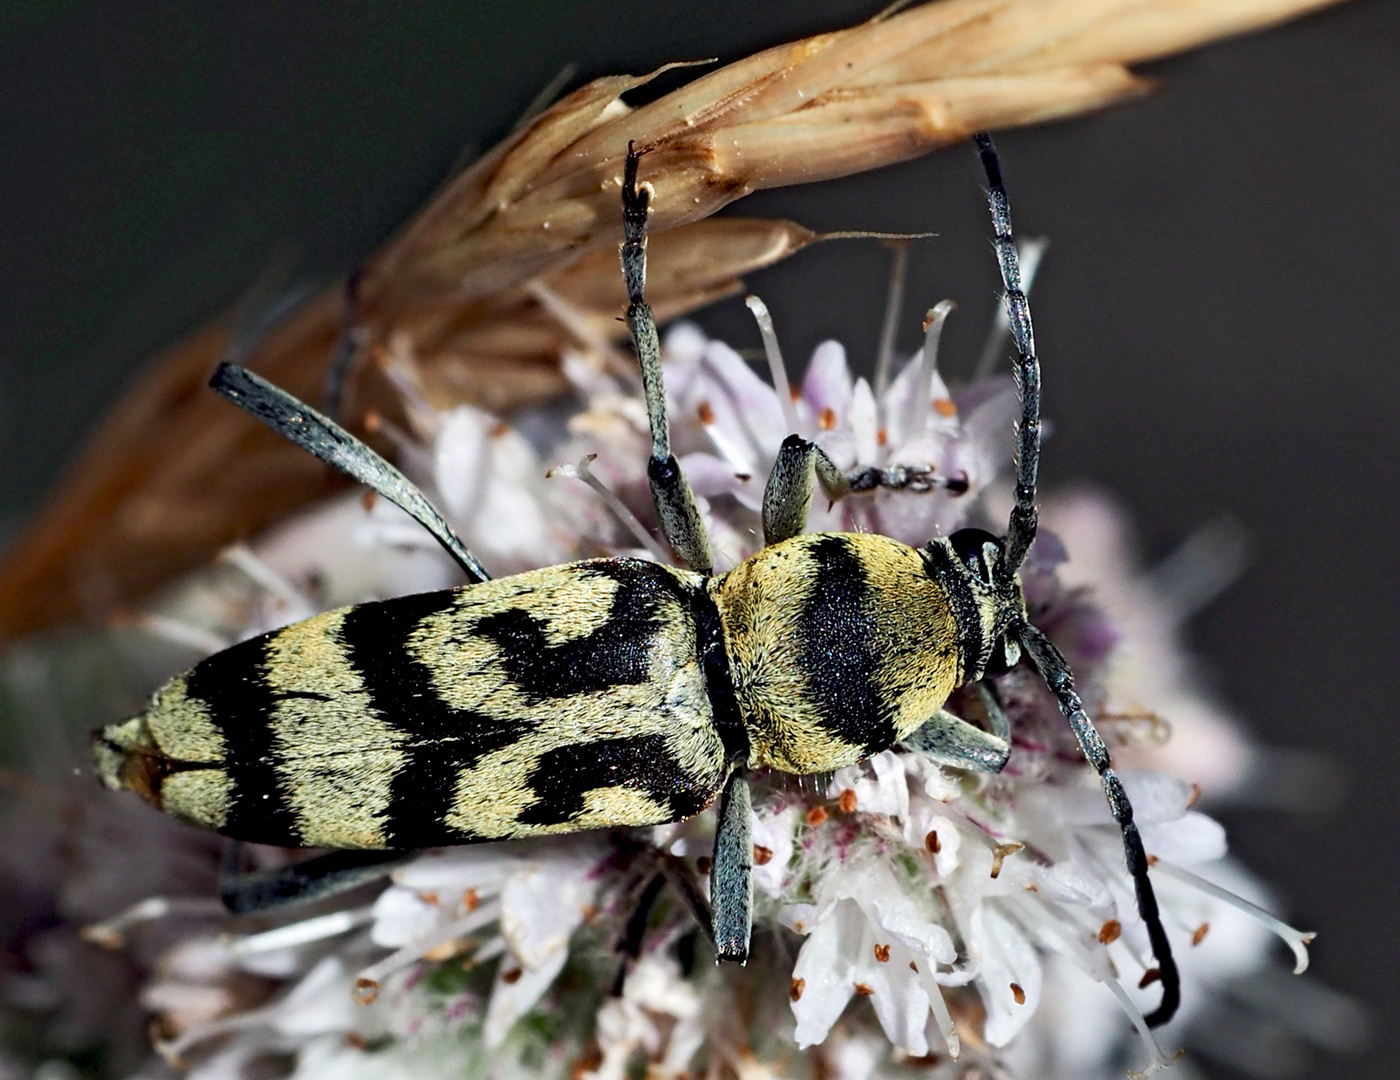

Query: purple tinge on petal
left=952, top=373, right=1016, bottom=416
left=801, top=340, right=853, bottom=426
left=701, top=339, right=788, bottom=459
left=676, top=365, right=760, bottom=473
left=662, top=324, right=708, bottom=402
left=813, top=429, right=859, bottom=473
left=850, top=378, right=880, bottom=464
left=884, top=351, right=959, bottom=448
left=1025, top=528, right=1070, bottom=572
left=1031, top=583, right=1120, bottom=670
left=960, top=377, right=1019, bottom=480
left=662, top=321, right=709, bottom=368
left=679, top=451, right=763, bottom=510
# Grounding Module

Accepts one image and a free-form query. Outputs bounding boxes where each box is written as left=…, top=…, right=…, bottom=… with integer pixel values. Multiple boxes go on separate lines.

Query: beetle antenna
left=1018, top=622, right=1181, bottom=1026
left=210, top=362, right=490, bottom=584
left=974, top=133, right=1039, bottom=582
left=978, top=133, right=1181, bottom=1026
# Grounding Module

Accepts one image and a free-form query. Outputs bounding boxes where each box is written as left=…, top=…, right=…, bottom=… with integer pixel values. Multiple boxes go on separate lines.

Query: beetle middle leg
left=902, top=682, right=1011, bottom=774
left=621, top=144, right=713, bottom=575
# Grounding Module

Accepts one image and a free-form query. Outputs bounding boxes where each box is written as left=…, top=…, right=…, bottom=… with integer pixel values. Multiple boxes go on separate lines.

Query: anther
left=1010, top=983, right=1026, bottom=1005
left=1099, top=919, right=1122, bottom=945
left=989, top=841, right=1025, bottom=879
left=838, top=788, right=858, bottom=813
left=874, top=943, right=891, bottom=963
left=1192, top=923, right=1210, bottom=946
left=806, top=806, right=829, bottom=827
left=790, top=977, right=806, bottom=1001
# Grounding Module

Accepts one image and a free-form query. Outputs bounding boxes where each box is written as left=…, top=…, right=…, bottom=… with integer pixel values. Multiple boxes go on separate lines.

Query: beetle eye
left=948, top=527, right=1003, bottom=584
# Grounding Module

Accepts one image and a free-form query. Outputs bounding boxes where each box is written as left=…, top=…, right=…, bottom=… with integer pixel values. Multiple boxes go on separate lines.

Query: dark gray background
left=2, top=2, right=1396, bottom=1077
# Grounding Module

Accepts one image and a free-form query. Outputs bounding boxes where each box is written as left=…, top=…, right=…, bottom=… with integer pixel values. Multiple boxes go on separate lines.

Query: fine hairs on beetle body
left=93, top=134, right=1181, bottom=1027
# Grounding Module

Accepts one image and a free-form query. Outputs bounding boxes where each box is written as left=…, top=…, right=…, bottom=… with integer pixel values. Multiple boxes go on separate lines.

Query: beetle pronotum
left=94, top=133, right=1180, bottom=1027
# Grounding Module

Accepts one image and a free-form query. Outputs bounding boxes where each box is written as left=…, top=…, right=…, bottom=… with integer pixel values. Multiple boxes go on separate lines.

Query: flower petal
left=791, top=899, right=863, bottom=1048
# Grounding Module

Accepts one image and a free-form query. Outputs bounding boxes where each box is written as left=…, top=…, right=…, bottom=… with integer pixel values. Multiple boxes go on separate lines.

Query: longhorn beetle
left=94, top=134, right=1181, bottom=1027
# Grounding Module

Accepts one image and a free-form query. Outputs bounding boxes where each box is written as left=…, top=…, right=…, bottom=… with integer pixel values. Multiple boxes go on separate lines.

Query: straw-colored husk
left=0, top=0, right=1343, bottom=643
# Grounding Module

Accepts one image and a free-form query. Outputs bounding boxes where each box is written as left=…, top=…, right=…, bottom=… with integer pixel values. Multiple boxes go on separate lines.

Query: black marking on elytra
left=517, top=733, right=716, bottom=827
left=689, top=583, right=747, bottom=764
left=473, top=560, right=685, bottom=703
left=185, top=632, right=302, bottom=845
left=920, top=540, right=983, bottom=683
left=798, top=536, right=894, bottom=755
left=339, top=589, right=529, bottom=848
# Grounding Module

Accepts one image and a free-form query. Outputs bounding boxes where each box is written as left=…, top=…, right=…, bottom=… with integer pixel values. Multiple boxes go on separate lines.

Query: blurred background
left=1, top=1, right=1396, bottom=1077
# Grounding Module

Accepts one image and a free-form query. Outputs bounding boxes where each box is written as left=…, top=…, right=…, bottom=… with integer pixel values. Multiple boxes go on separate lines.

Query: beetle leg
left=220, top=843, right=410, bottom=914
left=711, top=770, right=754, bottom=963
left=902, top=684, right=1011, bottom=774
left=761, top=434, right=851, bottom=546
left=621, top=144, right=713, bottom=575
left=610, top=871, right=668, bottom=995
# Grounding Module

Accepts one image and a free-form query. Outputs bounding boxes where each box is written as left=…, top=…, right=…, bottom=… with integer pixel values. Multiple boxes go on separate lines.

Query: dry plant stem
left=0, top=0, right=1346, bottom=644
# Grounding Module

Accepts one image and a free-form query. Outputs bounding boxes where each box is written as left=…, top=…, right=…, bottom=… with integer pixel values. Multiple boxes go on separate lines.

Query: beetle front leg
left=761, top=434, right=851, bottom=545
left=711, top=770, right=754, bottom=963
left=902, top=683, right=1011, bottom=774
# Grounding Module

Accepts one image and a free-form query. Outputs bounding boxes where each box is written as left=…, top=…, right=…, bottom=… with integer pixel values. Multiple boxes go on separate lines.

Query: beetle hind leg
left=220, top=843, right=410, bottom=914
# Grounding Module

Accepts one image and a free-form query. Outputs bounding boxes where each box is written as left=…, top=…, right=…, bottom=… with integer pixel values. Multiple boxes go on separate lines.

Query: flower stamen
left=81, top=896, right=227, bottom=950
left=227, top=908, right=373, bottom=958
left=1153, top=860, right=1315, bottom=973
left=904, top=300, right=955, bottom=439
left=745, top=295, right=801, bottom=437
left=354, top=900, right=503, bottom=997
left=548, top=455, right=670, bottom=561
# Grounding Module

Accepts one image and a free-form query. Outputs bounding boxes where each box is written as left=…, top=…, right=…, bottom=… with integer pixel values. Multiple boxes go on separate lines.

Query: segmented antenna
left=210, top=363, right=490, bottom=584
left=974, top=132, right=1181, bottom=1027
left=975, top=133, right=1040, bottom=582
left=1020, top=624, right=1181, bottom=1026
